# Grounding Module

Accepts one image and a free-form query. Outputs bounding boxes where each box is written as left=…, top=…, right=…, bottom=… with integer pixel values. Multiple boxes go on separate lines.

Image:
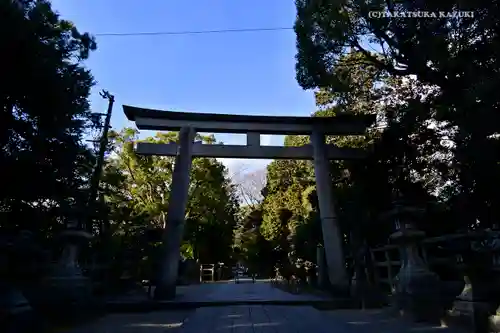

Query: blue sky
left=51, top=0, right=317, bottom=175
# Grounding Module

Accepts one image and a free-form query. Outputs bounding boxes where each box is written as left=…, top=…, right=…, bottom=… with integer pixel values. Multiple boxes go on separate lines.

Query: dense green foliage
left=294, top=0, right=500, bottom=231
left=1, top=0, right=97, bottom=234
left=0, top=0, right=240, bottom=287
left=235, top=0, right=500, bottom=276
left=100, top=129, right=239, bottom=280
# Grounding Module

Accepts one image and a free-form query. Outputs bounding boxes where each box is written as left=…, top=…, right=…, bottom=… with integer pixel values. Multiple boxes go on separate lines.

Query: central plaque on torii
left=124, top=105, right=375, bottom=299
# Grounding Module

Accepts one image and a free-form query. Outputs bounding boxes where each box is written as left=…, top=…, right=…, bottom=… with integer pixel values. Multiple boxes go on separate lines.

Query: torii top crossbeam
left=123, top=105, right=375, bottom=135
left=123, top=105, right=375, bottom=160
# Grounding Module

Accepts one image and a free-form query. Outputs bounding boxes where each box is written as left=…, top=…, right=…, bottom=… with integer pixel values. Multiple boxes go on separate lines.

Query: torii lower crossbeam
left=136, top=142, right=368, bottom=160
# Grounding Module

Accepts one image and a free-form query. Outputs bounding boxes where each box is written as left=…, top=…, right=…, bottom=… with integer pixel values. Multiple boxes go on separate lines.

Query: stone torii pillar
left=154, top=127, right=195, bottom=300
left=311, top=129, right=349, bottom=293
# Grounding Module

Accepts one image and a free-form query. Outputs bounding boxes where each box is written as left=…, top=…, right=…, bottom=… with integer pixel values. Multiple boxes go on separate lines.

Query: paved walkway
left=173, top=279, right=330, bottom=303
left=65, top=305, right=465, bottom=333
left=66, top=282, right=467, bottom=332
left=108, top=279, right=332, bottom=305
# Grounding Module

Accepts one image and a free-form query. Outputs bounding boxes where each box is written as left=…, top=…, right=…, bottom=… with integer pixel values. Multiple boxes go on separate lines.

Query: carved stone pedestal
left=44, top=223, right=94, bottom=317
left=0, top=286, right=37, bottom=333
left=446, top=274, right=495, bottom=332
left=0, top=231, right=47, bottom=332
left=47, top=265, right=92, bottom=302
left=390, top=224, right=442, bottom=323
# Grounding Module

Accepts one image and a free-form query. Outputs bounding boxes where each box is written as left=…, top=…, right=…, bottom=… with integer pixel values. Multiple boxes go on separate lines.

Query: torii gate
left=124, top=105, right=375, bottom=299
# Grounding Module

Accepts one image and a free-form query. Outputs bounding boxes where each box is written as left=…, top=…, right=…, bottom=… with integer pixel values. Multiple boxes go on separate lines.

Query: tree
left=0, top=0, right=97, bottom=234
left=100, top=128, right=239, bottom=281
left=258, top=50, right=390, bottom=274
left=294, top=0, right=500, bottom=230
left=232, top=168, right=267, bottom=209
left=233, top=207, right=275, bottom=276
left=184, top=156, right=239, bottom=264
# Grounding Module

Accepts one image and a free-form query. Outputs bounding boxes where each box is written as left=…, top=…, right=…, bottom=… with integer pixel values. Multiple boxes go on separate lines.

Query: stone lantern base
left=40, top=264, right=103, bottom=325
left=390, top=224, right=443, bottom=323
left=445, top=275, right=497, bottom=332
left=393, top=270, right=443, bottom=323
left=41, top=226, right=96, bottom=320
left=0, top=287, right=37, bottom=333
left=46, top=264, right=92, bottom=300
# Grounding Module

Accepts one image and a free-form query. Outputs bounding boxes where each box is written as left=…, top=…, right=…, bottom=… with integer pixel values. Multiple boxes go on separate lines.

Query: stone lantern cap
left=379, top=204, right=425, bottom=221
left=390, top=226, right=425, bottom=243
left=59, top=229, right=92, bottom=240
left=57, top=222, right=93, bottom=243
left=383, top=201, right=426, bottom=243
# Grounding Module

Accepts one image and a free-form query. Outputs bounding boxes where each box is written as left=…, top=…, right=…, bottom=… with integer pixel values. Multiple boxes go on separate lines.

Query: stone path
left=180, top=305, right=338, bottom=333
left=65, top=305, right=466, bottom=333
left=173, top=280, right=330, bottom=303
left=66, top=282, right=468, bottom=332
left=323, top=309, right=469, bottom=333
left=108, top=279, right=332, bottom=306
left=63, top=310, right=192, bottom=333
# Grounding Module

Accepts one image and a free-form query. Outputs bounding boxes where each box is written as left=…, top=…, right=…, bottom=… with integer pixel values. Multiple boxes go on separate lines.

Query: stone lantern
left=46, top=220, right=93, bottom=305
left=387, top=198, right=442, bottom=322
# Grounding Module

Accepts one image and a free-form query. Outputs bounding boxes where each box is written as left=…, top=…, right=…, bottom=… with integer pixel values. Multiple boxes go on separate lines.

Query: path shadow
left=324, top=308, right=468, bottom=333
left=64, top=311, right=193, bottom=333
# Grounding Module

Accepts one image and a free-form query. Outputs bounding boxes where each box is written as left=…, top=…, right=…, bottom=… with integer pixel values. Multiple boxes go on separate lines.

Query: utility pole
left=85, top=90, right=114, bottom=233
